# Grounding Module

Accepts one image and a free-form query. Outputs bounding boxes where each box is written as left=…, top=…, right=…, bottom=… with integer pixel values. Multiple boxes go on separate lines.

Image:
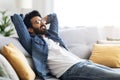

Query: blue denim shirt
left=11, top=13, right=68, bottom=80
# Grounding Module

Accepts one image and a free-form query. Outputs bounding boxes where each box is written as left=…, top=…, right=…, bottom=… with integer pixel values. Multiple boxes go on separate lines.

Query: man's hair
left=23, top=10, right=42, bottom=28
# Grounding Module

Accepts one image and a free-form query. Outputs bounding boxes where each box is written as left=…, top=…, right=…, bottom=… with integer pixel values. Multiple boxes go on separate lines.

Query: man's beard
left=33, top=27, right=47, bottom=35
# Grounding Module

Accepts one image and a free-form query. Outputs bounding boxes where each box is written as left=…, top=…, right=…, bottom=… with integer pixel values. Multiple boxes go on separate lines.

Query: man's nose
left=40, top=21, right=46, bottom=26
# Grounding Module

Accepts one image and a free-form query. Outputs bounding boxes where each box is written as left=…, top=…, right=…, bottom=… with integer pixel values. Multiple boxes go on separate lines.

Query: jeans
left=59, top=60, right=120, bottom=80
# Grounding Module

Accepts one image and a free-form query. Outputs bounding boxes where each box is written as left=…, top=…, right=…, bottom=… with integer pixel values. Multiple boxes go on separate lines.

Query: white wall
left=54, top=0, right=120, bottom=27
left=0, top=0, right=53, bottom=16
left=32, top=0, right=54, bottom=16
left=0, top=0, right=16, bottom=9
left=1, top=0, right=120, bottom=39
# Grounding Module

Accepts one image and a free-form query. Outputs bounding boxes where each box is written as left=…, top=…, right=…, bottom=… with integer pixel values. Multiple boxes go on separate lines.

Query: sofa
left=0, top=27, right=120, bottom=80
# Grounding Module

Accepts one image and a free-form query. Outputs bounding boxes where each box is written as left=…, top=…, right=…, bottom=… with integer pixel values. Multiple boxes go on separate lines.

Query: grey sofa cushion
left=0, top=54, right=19, bottom=80
left=0, top=37, right=30, bottom=57
left=59, top=27, right=100, bottom=59
left=68, top=44, right=91, bottom=59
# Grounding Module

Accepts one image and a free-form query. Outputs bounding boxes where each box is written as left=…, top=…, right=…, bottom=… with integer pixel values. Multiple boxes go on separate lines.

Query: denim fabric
left=11, top=13, right=67, bottom=80
left=60, top=60, right=120, bottom=80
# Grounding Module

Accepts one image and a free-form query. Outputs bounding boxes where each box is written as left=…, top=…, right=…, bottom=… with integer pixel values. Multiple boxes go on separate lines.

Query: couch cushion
left=59, top=27, right=100, bottom=59
left=59, top=28, right=88, bottom=45
left=0, top=37, right=30, bottom=57
left=68, top=44, right=91, bottom=59
left=0, top=37, right=35, bottom=71
left=1, top=43, right=36, bottom=80
left=90, top=44, right=120, bottom=68
left=0, top=54, right=19, bottom=80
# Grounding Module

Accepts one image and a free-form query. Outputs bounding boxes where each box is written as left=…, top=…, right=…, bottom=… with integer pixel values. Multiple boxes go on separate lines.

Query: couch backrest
left=59, top=27, right=101, bottom=59
left=0, top=27, right=101, bottom=60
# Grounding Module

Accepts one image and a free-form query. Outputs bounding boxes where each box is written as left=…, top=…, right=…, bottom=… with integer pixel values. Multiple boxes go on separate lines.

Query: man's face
left=30, top=16, right=47, bottom=35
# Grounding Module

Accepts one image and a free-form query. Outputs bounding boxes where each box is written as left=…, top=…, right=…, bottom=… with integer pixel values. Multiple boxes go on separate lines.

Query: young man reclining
left=11, top=10, right=120, bottom=80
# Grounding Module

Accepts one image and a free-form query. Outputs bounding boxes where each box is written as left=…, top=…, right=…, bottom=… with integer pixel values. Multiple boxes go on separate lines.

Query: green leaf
left=0, top=10, right=14, bottom=36
left=4, top=28, right=14, bottom=36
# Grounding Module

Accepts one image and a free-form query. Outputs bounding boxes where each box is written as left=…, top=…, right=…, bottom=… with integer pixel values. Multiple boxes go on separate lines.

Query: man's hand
left=41, top=16, right=48, bottom=24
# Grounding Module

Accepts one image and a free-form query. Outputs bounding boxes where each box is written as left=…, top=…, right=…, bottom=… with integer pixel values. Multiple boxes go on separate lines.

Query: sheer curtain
left=53, top=0, right=120, bottom=28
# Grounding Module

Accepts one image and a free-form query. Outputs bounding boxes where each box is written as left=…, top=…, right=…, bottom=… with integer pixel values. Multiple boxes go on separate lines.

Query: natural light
left=54, top=0, right=120, bottom=28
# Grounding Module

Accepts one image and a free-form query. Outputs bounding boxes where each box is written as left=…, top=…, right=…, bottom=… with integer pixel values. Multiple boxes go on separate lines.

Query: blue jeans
left=59, top=60, right=120, bottom=80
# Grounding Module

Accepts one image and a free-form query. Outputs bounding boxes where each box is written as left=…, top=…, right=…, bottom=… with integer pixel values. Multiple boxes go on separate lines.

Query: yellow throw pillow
left=1, top=43, right=36, bottom=80
left=89, top=44, right=120, bottom=68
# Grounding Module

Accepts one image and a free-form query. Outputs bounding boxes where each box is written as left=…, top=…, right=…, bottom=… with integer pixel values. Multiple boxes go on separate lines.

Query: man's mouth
left=40, top=26, right=46, bottom=30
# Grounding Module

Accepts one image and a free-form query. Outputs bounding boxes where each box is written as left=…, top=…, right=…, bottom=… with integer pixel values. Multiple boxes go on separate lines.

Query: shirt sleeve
left=47, top=13, right=59, bottom=34
left=11, top=14, right=32, bottom=55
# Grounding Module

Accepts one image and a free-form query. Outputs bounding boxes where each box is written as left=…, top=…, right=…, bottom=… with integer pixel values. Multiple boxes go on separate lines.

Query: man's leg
left=59, top=60, right=120, bottom=80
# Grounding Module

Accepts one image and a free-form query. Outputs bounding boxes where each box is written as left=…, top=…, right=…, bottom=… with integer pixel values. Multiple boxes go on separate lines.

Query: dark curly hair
left=23, top=10, right=42, bottom=28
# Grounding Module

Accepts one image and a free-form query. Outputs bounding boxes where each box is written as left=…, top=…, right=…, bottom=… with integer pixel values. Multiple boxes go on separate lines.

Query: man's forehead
left=31, top=16, right=42, bottom=21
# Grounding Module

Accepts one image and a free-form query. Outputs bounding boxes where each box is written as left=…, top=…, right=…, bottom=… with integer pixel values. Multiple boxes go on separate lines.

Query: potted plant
left=0, top=11, right=14, bottom=37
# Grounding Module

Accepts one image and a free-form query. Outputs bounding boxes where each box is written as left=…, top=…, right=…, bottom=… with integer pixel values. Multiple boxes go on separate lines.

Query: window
left=53, top=0, right=120, bottom=28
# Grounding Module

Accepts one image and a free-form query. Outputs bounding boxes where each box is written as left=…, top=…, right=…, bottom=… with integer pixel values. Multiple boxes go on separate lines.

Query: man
left=11, top=10, right=120, bottom=80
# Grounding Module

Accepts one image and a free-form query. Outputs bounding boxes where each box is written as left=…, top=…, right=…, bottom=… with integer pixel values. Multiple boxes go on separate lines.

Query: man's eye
left=35, top=20, right=41, bottom=24
left=37, top=21, right=40, bottom=23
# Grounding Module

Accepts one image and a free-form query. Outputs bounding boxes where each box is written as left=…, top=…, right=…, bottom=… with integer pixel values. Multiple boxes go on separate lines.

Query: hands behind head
left=41, top=16, right=48, bottom=24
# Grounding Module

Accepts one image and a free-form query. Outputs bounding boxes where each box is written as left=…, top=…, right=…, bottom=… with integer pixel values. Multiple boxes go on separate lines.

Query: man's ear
left=28, top=27, right=34, bottom=34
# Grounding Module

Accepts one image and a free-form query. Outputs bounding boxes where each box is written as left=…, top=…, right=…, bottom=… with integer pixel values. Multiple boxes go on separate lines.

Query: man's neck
left=41, top=34, right=46, bottom=38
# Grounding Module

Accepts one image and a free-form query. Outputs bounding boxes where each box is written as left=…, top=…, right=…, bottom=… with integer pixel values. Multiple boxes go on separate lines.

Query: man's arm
left=11, top=14, right=32, bottom=55
left=44, top=13, right=58, bottom=34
